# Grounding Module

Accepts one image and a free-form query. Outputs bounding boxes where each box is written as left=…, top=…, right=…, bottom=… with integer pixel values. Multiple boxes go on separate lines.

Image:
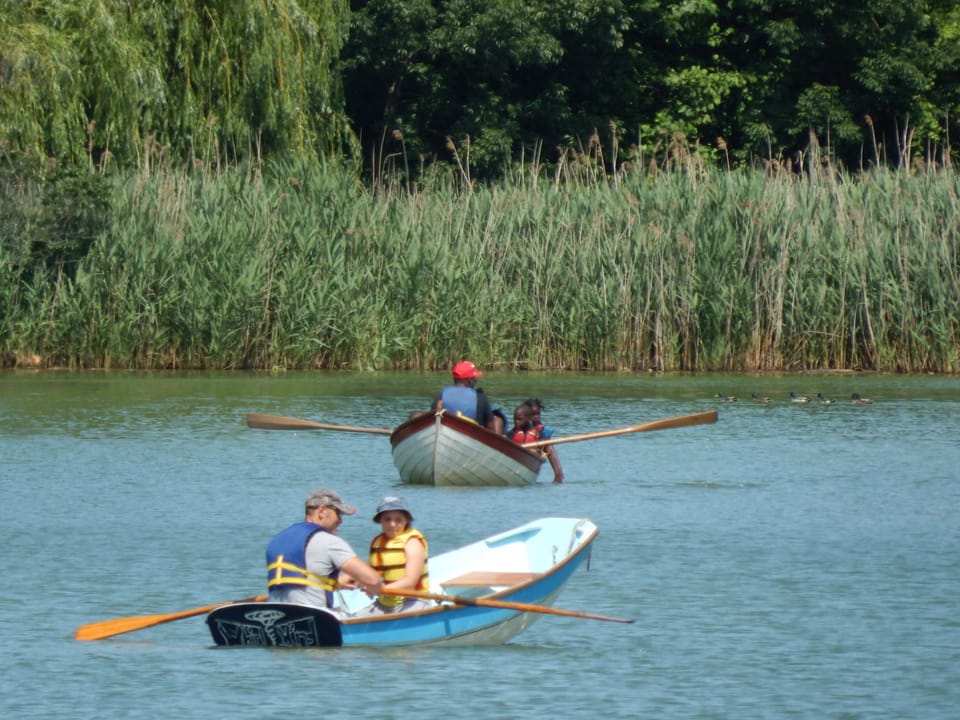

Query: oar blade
left=246, top=413, right=392, bottom=435
left=635, top=410, right=718, bottom=433
left=524, top=410, right=719, bottom=449
left=388, top=588, right=633, bottom=624
left=468, top=596, right=634, bottom=624
left=75, top=610, right=204, bottom=641
left=246, top=413, right=322, bottom=430
left=74, top=594, right=267, bottom=641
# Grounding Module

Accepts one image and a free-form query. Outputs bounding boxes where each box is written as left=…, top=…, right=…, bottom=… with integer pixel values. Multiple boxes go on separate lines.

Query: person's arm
left=536, top=423, right=563, bottom=481
left=547, top=447, right=564, bottom=483
left=475, top=390, right=503, bottom=433
left=490, top=407, right=507, bottom=435
left=475, top=389, right=492, bottom=423
left=339, top=556, right=384, bottom=595
left=383, top=537, right=426, bottom=593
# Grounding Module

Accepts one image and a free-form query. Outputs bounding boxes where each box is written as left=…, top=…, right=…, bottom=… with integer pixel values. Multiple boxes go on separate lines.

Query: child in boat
left=352, top=495, right=433, bottom=616
left=509, top=403, right=540, bottom=444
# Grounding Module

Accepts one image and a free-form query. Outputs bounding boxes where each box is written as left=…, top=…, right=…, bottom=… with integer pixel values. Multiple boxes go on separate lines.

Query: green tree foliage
left=2, top=1, right=959, bottom=178
left=770, top=0, right=955, bottom=166
left=342, top=0, right=631, bottom=179
left=0, top=0, right=352, bottom=168
left=342, top=0, right=960, bottom=177
left=4, top=161, right=958, bottom=372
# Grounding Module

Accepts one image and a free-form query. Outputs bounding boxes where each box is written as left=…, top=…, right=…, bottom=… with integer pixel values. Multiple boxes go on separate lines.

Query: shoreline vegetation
left=2, top=153, right=959, bottom=374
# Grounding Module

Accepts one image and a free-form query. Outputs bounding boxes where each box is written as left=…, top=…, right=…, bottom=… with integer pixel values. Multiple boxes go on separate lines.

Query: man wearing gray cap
left=265, top=488, right=383, bottom=611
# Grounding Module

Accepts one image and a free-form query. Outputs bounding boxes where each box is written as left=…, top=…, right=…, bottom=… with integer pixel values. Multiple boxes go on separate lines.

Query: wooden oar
left=74, top=594, right=267, bottom=641
left=386, top=588, right=633, bottom=624
left=246, top=413, right=393, bottom=435
left=523, top=410, right=718, bottom=449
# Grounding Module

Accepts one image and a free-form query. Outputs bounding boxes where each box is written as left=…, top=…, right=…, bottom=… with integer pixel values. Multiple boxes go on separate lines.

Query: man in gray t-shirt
left=266, top=488, right=383, bottom=610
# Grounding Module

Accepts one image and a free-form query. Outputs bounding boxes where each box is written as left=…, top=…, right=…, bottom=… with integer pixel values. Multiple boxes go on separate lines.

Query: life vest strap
left=266, top=555, right=336, bottom=591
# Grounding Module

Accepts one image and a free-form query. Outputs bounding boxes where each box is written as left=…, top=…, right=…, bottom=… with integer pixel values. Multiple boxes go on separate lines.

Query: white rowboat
left=390, top=410, right=545, bottom=486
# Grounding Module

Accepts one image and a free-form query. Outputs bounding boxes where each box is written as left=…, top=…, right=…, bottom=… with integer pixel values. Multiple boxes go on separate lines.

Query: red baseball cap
left=452, top=360, right=483, bottom=379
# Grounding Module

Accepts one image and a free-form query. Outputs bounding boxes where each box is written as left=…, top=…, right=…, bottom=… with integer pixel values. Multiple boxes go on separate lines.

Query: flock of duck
left=715, top=392, right=874, bottom=405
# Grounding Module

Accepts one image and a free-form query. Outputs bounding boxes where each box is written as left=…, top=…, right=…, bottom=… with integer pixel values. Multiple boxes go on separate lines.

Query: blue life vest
left=265, top=522, right=338, bottom=597
left=440, top=386, right=479, bottom=420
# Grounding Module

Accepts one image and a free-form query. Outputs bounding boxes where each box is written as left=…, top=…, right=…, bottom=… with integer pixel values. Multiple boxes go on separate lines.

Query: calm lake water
left=1, top=370, right=958, bottom=719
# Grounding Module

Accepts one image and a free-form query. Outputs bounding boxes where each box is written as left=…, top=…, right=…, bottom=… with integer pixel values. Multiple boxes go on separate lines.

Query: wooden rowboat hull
left=206, top=517, right=599, bottom=648
left=389, top=411, right=545, bottom=486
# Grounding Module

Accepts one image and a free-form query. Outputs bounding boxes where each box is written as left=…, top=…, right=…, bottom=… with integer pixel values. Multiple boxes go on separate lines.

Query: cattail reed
left=2, top=158, right=958, bottom=373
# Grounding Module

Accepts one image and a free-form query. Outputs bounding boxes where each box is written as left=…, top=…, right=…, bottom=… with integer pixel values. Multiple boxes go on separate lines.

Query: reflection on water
left=1, top=371, right=958, bottom=719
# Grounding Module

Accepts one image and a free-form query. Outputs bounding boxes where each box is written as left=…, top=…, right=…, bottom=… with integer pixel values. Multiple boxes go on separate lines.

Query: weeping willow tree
left=0, top=0, right=352, bottom=169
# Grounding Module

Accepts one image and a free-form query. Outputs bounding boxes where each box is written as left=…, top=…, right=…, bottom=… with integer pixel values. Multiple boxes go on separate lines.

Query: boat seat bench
left=440, top=571, right=539, bottom=587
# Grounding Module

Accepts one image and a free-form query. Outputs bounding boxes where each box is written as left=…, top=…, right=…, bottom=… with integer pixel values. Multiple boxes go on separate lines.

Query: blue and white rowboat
left=206, top=517, right=600, bottom=648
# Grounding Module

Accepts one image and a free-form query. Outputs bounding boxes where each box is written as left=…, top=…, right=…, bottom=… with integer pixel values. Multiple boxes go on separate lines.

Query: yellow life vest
left=369, top=528, right=429, bottom=607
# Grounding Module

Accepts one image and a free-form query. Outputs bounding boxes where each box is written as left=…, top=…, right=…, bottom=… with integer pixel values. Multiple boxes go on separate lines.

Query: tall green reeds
left=2, top=159, right=959, bottom=372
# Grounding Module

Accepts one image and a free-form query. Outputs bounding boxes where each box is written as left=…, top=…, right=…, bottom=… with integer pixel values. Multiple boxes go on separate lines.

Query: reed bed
left=2, top=160, right=959, bottom=372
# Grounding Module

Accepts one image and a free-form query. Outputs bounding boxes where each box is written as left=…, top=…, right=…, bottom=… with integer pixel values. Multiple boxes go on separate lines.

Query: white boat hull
left=390, top=411, right=544, bottom=486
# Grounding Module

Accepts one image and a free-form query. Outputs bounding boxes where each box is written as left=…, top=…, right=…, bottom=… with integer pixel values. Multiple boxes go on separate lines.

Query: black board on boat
left=206, top=602, right=343, bottom=647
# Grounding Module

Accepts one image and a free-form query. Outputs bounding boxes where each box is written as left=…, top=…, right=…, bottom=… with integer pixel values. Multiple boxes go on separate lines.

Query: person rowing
left=429, top=360, right=505, bottom=434
left=265, top=488, right=383, bottom=613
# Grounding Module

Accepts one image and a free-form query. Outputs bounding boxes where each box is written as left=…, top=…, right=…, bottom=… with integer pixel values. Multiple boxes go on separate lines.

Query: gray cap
left=305, top=488, right=356, bottom=516
left=373, top=494, right=413, bottom=523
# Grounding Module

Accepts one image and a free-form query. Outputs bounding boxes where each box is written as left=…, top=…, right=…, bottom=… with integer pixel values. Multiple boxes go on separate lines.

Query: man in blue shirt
left=431, top=360, right=504, bottom=434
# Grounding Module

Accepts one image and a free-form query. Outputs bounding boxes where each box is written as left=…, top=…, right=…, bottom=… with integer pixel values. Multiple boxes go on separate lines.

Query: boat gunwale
left=338, top=518, right=599, bottom=626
